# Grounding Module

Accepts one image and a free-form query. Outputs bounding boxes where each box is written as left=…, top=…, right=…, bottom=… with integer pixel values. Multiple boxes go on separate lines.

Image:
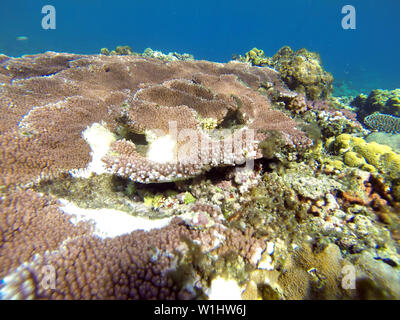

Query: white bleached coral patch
left=146, top=134, right=177, bottom=164
left=58, top=199, right=173, bottom=239
left=207, top=277, right=243, bottom=300
left=70, top=122, right=117, bottom=178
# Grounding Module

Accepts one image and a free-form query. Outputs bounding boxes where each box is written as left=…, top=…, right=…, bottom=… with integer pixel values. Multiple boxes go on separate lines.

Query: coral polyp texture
left=103, top=72, right=311, bottom=183
left=351, top=89, right=400, bottom=121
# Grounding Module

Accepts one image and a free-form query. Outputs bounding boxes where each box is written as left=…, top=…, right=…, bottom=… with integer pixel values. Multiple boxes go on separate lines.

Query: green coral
left=144, top=193, right=165, bottom=208
left=343, top=151, right=366, bottom=168
left=272, top=47, right=334, bottom=100
left=240, top=47, right=271, bottom=66
left=184, top=192, right=196, bottom=205
left=198, top=117, right=218, bottom=131
left=100, top=45, right=136, bottom=56
left=115, top=45, right=134, bottom=55
left=386, top=94, right=400, bottom=111
left=258, top=131, right=285, bottom=159
left=125, top=181, right=136, bottom=196
left=100, top=48, right=110, bottom=55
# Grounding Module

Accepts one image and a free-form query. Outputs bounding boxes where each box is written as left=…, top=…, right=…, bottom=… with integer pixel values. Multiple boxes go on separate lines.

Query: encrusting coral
left=328, top=133, right=400, bottom=182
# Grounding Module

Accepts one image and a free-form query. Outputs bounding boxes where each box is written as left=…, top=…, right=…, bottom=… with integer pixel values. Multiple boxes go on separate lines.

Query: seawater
left=0, top=0, right=399, bottom=94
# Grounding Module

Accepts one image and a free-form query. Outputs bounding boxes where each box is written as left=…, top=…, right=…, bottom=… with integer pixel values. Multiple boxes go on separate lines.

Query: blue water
left=1, top=0, right=399, bottom=95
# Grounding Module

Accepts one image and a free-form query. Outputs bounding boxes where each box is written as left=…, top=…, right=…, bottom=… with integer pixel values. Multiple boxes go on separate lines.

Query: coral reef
left=0, top=50, right=399, bottom=300
left=103, top=73, right=311, bottom=183
left=237, top=47, right=271, bottom=67
left=100, top=45, right=136, bottom=56
left=366, top=132, right=400, bottom=153
left=0, top=51, right=305, bottom=300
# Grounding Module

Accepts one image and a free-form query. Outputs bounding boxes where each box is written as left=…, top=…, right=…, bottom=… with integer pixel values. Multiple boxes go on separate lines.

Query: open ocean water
left=0, top=0, right=399, bottom=94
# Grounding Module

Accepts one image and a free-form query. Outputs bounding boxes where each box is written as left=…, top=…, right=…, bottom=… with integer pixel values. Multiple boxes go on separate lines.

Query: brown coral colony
left=0, top=50, right=314, bottom=299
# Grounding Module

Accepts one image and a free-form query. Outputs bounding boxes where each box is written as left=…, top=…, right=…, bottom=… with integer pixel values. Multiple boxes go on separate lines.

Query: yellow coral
left=381, top=152, right=400, bottom=179
left=343, top=151, right=366, bottom=168
left=199, top=117, right=218, bottom=131
left=333, top=134, right=400, bottom=180
left=330, top=159, right=344, bottom=170
left=354, top=142, right=392, bottom=168
left=361, top=163, right=376, bottom=173
left=323, top=159, right=344, bottom=173
left=325, top=136, right=335, bottom=149
left=278, top=244, right=344, bottom=299
left=335, top=133, right=352, bottom=153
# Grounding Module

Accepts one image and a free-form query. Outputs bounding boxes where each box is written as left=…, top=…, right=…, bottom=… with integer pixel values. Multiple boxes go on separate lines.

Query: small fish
left=16, top=36, right=28, bottom=41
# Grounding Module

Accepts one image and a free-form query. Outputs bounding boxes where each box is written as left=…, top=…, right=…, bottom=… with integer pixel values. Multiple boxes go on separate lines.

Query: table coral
left=0, top=51, right=307, bottom=299
left=0, top=52, right=311, bottom=187
left=101, top=66, right=312, bottom=183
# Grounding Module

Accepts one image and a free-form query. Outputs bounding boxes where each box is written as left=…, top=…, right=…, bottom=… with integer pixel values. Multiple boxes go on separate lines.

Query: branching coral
left=0, top=195, right=266, bottom=299
left=329, top=133, right=400, bottom=181
left=1, top=52, right=312, bottom=187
